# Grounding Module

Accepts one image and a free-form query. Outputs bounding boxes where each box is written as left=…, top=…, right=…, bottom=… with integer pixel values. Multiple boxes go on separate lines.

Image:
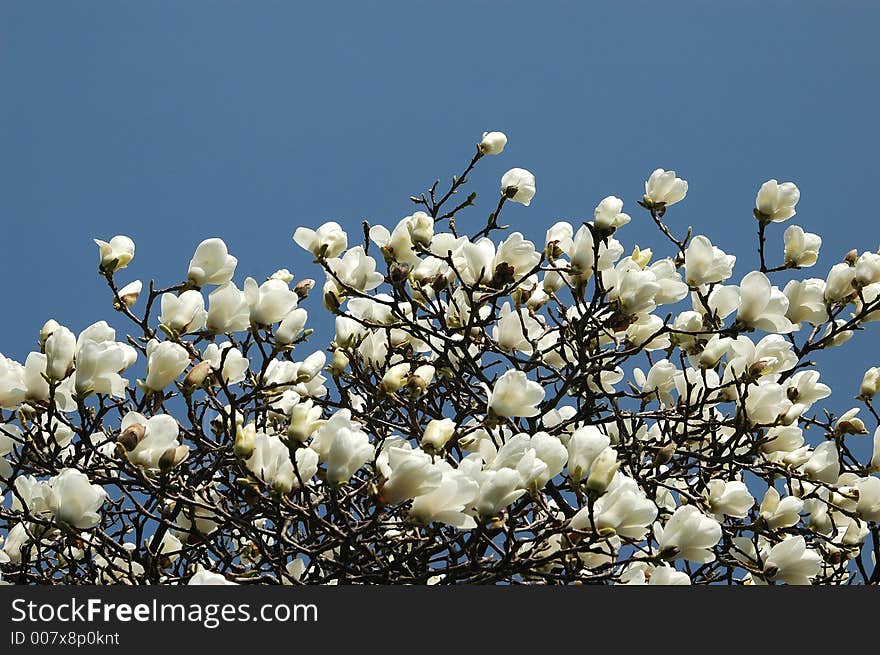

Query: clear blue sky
left=2, top=1, right=879, bottom=414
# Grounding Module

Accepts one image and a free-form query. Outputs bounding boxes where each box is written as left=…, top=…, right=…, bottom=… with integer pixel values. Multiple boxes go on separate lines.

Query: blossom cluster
left=1, top=130, right=880, bottom=585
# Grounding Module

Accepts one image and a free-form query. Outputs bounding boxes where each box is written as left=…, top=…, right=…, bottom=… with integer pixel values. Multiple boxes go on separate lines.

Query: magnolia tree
left=2, top=132, right=880, bottom=586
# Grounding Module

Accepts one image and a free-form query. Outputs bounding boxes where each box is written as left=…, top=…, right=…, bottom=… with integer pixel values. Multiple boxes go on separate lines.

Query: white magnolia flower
left=501, top=168, right=536, bottom=206
left=410, top=462, right=479, bottom=529
left=206, top=283, right=251, bottom=333
left=567, top=426, right=611, bottom=483
left=73, top=322, right=137, bottom=399
left=141, top=340, right=190, bottom=392
left=47, top=468, right=106, bottom=530
left=756, top=180, right=800, bottom=223
left=824, top=263, right=856, bottom=303
left=422, top=418, right=456, bottom=452
left=644, top=168, right=688, bottom=207
left=784, top=225, right=821, bottom=268
left=493, top=303, right=544, bottom=354
left=594, top=196, right=631, bottom=232
left=763, top=536, right=822, bottom=585
left=855, top=251, right=880, bottom=286
left=486, top=370, right=545, bottom=418
left=759, top=487, right=803, bottom=529
left=94, top=235, right=135, bottom=273
left=784, top=278, right=828, bottom=327
left=469, top=465, right=526, bottom=519
left=326, top=246, right=384, bottom=293
left=860, top=367, right=880, bottom=399
left=685, top=235, right=736, bottom=286
left=0, top=354, right=27, bottom=409
left=571, top=474, right=657, bottom=540
left=246, top=433, right=296, bottom=494
left=286, top=400, right=324, bottom=443
left=378, top=445, right=443, bottom=504
left=187, top=238, right=238, bottom=286
left=293, top=221, right=348, bottom=259
left=704, top=479, right=754, bottom=518
left=479, top=131, right=507, bottom=155
left=202, top=342, right=249, bottom=385
left=803, top=441, right=840, bottom=484
left=657, top=505, right=722, bottom=563
left=119, top=412, right=189, bottom=471
left=276, top=308, right=309, bottom=346
left=735, top=271, right=794, bottom=333
left=244, top=277, right=298, bottom=325
left=310, top=410, right=372, bottom=486
left=585, top=447, right=619, bottom=494
left=159, top=290, right=207, bottom=335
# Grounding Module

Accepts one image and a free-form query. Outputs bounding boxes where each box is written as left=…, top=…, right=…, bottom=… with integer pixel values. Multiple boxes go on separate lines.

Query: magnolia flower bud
left=117, top=423, right=146, bottom=451
left=585, top=447, right=619, bottom=495
left=296, top=351, right=326, bottom=383
left=94, top=235, right=135, bottom=273
left=116, top=280, right=143, bottom=309
left=234, top=423, right=257, bottom=460
left=594, top=196, right=631, bottom=234
left=479, top=131, right=507, bottom=155
left=406, top=364, right=435, bottom=397
left=286, top=402, right=323, bottom=443
left=294, top=279, right=316, bottom=300
left=45, top=325, right=76, bottom=381
left=501, top=168, right=536, bottom=206
left=158, top=445, right=189, bottom=472
left=859, top=367, right=880, bottom=400
left=39, top=319, right=60, bottom=348
left=183, top=360, right=213, bottom=390
left=381, top=363, right=411, bottom=393
left=825, top=264, right=855, bottom=303
left=421, top=418, right=455, bottom=453
left=330, top=349, right=350, bottom=375
left=643, top=168, right=688, bottom=208
left=653, top=442, right=676, bottom=466
left=406, top=211, right=434, bottom=248
left=275, top=308, right=308, bottom=346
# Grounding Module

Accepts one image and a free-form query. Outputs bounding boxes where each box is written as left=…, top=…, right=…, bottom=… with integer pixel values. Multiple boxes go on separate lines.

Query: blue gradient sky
left=2, top=1, right=879, bottom=413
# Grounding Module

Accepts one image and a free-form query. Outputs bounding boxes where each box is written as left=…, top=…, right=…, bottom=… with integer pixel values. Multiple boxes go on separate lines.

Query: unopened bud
left=585, top=448, right=619, bottom=495
left=845, top=249, right=859, bottom=266
left=234, top=424, right=257, bottom=460
left=184, top=361, right=213, bottom=390
left=158, top=445, right=188, bottom=472
left=330, top=349, right=350, bottom=375
left=859, top=367, right=880, bottom=400
left=653, top=442, right=676, bottom=466
left=39, top=319, right=60, bottom=349
left=294, top=279, right=315, bottom=300
left=117, top=423, right=146, bottom=451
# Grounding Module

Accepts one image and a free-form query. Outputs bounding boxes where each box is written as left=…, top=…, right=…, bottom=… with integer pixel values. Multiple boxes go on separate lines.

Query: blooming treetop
left=1, top=131, right=880, bottom=586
